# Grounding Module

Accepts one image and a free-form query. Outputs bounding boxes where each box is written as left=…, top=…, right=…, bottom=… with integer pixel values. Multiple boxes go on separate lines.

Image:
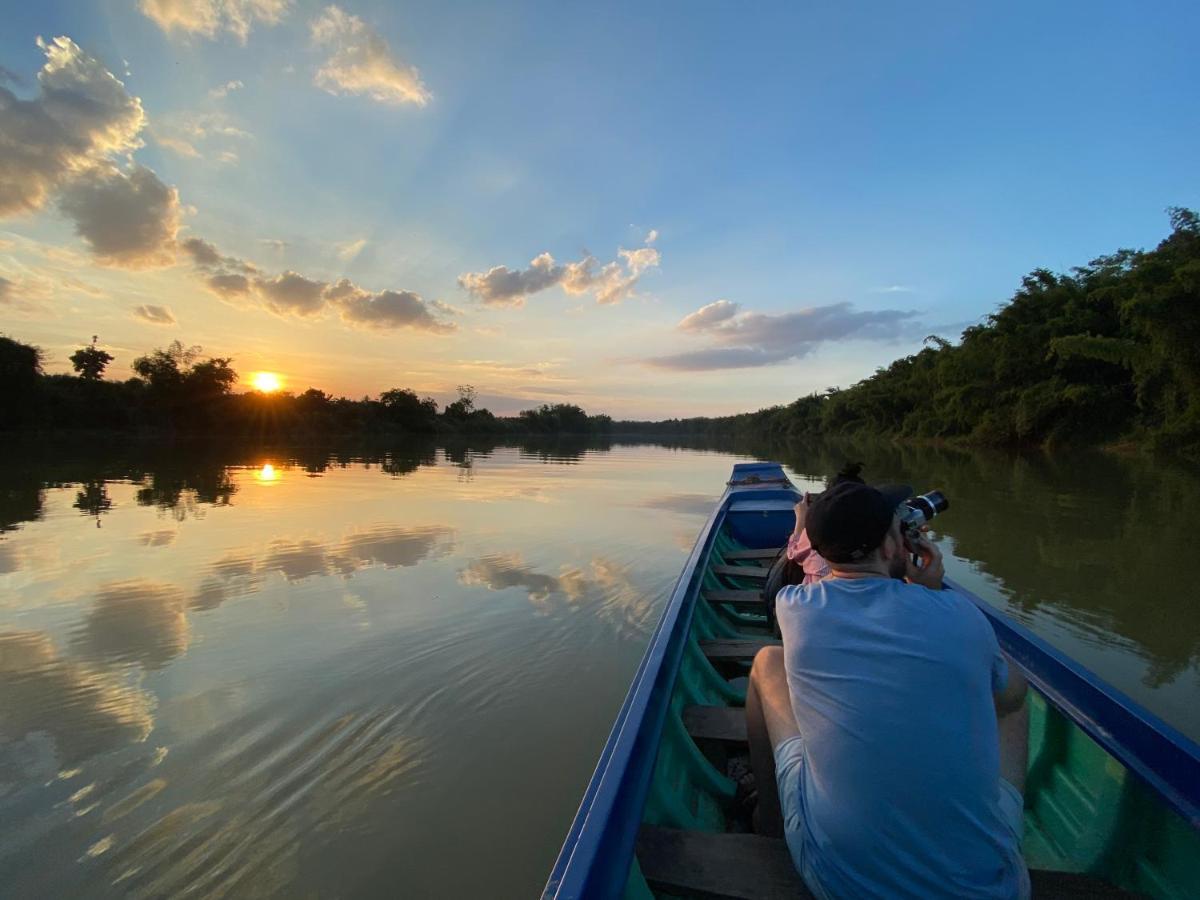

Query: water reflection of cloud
left=639, top=492, right=715, bottom=517
left=0, top=542, right=18, bottom=573
left=191, top=526, right=455, bottom=606
left=72, top=581, right=190, bottom=670
left=0, top=630, right=154, bottom=766
left=458, top=554, right=657, bottom=636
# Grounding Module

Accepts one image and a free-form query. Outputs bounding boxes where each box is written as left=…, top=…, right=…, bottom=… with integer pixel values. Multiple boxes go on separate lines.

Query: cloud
left=678, top=299, right=739, bottom=332
left=2, top=34, right=445, bottom=335
left=72, top=580, right=190, bottom=670
left=310, top=5, right=431, bottom=106
left=155, top=134, right=200, bottom=157
left=133, top=303, right=177, bottom=325
left=0, top=36, right=146, bottom=216
left=0, top=275, right=11, bottom=303
left=208, top=79, right=244, bottom=99
left=646, top=228, right=659, bottom=244
left=645, top=300, right=919, bottom=371
left=335, top=237, right=367, bottom=260
left=207, top=272, right=253, bottom=297
left=57, top=164, right=182, bottom=268
left=138, top=0, right=290, bottom=43
left=255, top=270, right=327, bottom=316
left=330, top=281, right=456, bottom=333
left=182, top=237, right=454, bottom=332
left=459, top=237, right=660, bottom=308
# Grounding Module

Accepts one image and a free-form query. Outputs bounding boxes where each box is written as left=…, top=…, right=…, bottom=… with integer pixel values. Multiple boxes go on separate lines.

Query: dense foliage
left=617, top=209, right=1200, bottom=453
left=0, top=339, right=612, bottom=438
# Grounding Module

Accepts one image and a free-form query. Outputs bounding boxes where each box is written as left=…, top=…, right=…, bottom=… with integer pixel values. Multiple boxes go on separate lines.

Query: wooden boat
left=543, top=462, right=1200, bottom=899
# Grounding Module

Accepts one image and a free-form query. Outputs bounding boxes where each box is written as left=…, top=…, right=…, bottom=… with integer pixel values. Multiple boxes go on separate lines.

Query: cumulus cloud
left=133, top=303, right=177, bottom=325
left=459, top=238, right=661, bottom=308
left=310, top=5, right=431, bottom=106
left=335, top=237, right=367, bottom=260
left=2, top=34, right=448, bottom=335
left=57, top=164, right=181, bottom=267
left=180, top=237, right=456, bottom=332
left=138, top=0, right=290, bottom=43
left=330, top=280, right=456, bottom=333
left=0, top=36, right=145, bottom=216
left=645, top=300, right=919, bottom=371
left=255, top=270, right=327, bottom=316
left=209, top=79, right=244, bottom=99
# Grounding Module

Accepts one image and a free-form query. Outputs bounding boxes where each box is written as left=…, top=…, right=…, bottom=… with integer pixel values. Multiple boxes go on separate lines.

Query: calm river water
left=1, top=438, right=1197, bottom=897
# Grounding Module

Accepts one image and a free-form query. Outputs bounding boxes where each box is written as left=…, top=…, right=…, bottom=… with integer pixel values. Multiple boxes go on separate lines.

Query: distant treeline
left=615, top=208, right=1200, bottom=454
left=0, top=339, right=612, bottom=438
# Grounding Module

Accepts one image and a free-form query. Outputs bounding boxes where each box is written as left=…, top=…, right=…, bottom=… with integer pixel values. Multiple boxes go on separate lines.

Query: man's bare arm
left=994, top=656, right=1028, bottom=716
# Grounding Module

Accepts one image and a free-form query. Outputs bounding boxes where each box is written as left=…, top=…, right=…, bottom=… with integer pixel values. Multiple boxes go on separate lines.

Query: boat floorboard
left=700, top=638, right=780, bottom=662
left=712, top=564, right=770, bottom=580
left=722, top=548, right=783, bottom=561
left=703, top=590, right=765, bottom=608
left=684, top=705, right=747, bottom=745
left=637, top=825, right=1142, bottom=900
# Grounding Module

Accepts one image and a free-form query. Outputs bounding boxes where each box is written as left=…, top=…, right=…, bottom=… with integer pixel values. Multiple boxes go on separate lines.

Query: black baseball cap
left=807, top=481, right=913, bottom=563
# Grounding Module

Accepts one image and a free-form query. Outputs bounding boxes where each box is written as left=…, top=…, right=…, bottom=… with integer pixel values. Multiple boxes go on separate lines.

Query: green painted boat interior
left=627, top=525, right=1200, bottom=899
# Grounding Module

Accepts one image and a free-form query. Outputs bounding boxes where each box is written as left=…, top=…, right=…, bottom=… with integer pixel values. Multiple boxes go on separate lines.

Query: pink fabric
left=786, top=529, right=831, bottom=585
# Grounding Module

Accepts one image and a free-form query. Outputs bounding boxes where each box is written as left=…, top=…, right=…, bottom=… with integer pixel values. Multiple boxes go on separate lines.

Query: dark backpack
left=761, top=547, right=804, bottom=636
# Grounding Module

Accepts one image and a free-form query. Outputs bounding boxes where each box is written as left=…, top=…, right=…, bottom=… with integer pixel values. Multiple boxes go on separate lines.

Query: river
left=1, top=438, right=1197, bottom=897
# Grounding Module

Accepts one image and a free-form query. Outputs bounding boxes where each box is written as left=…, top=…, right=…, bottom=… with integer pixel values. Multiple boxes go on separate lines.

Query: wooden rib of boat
left=542, top=462, right=1200, bottom=899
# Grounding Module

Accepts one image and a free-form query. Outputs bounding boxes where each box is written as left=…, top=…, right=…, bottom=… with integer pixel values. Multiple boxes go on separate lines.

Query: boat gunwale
left=955, top=578, right=1200, bottom=830
left=540, top=473, right=741, bottom=898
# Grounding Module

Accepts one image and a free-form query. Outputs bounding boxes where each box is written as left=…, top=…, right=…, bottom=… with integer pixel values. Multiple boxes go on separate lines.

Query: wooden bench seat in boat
left=712, top=564, right=771, bottom=580
left=636, top=825, right=1142, bottom=900
left=684, top=705, right=747, bottom=745
left=722, top=547, right=783, bottom=561
left=700, top=638, right=780, bottom=662
left=703, top=590, right=765, bottom=609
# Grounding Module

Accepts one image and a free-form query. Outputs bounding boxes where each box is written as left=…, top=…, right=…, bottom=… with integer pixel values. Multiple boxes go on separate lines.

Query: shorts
left=773, top=736, right=1032, bottom=900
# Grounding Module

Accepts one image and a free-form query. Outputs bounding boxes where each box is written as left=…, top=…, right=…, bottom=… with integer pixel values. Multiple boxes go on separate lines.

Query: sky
left=1, top=1, right=1197, bottom=418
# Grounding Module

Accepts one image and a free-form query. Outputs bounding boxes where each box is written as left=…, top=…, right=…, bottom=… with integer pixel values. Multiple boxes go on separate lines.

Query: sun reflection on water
left=257, top=463, right=278, bottom=484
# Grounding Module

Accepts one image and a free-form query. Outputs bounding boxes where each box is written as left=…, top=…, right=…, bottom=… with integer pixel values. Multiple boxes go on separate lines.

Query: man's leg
left=746, top=646, right=801, bottom=837
left=998, top=701, right=1029, bottom=793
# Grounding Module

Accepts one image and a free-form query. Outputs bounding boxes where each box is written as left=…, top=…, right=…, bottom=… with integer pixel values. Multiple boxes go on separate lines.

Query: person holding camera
left=745, top=481, right=1031, bottom=899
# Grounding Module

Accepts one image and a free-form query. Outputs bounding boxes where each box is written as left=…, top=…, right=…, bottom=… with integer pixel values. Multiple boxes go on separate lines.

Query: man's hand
left=905, top=536, right=945, bottom=589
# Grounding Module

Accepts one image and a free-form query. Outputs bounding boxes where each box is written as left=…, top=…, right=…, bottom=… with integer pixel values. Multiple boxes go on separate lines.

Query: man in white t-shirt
left=745, top=481, right=1031, bottom=899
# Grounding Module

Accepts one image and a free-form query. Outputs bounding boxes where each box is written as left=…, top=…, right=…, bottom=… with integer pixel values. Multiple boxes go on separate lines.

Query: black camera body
left=898, top=490, right=949, bottom=545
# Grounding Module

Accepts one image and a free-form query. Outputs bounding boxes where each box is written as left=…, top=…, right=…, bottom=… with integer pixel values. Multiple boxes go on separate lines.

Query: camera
left=898, top=490, right=949, bottom=545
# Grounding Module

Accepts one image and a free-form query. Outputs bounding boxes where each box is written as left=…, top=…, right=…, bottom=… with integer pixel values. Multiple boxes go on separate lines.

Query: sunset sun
left=251, top=371, right=283, bottom=393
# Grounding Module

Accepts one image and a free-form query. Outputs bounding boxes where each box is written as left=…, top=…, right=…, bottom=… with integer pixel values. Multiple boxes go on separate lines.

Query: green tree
left=69, top=336, right=114, bottom=381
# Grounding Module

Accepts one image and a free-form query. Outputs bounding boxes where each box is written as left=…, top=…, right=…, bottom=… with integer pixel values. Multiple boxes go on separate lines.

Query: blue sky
left=1, top=1, right=1197, bottom=416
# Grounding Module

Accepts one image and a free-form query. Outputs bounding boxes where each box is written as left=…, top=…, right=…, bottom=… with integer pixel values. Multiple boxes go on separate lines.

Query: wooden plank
left=636, top=826, right=1140, bottom=900
left=724, top=547, right=783, bottom=561
left=700, top=638, right=781, bottom=662
left=636, top=825, right=812, bottom=900
left=684, top=705, right=747, bottom=745
left=1027, top=869, right=1143, bottom=898
left=703, top=589, right=765, bottom=609
left=713, top=564, right=770, bottom=580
